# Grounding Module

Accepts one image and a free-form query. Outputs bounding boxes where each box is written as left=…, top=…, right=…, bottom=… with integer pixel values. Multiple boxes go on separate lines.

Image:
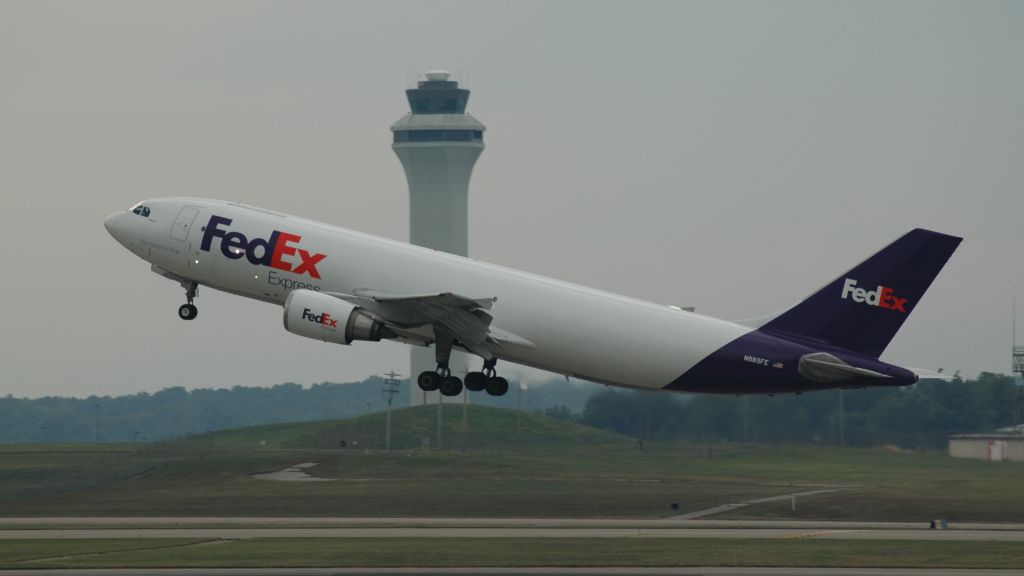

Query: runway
left=4, top=516, right=1023, bottom=530
left=2, top=517, right=1022, bottom=542
left=3, top=517, right=1022, bottom=575
left=3, top=526, right=1024, bottom=541
left=0, top=568, right=1022, bottom=576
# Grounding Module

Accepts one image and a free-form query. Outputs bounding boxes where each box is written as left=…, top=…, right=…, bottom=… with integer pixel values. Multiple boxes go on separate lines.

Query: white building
left=949, top=432, right=1024, bottom=462
left=391, top=71, right=485, bottom=404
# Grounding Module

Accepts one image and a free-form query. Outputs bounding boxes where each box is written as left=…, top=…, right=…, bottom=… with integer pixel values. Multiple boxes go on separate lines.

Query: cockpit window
left=131, top=205, right=151, bottom=218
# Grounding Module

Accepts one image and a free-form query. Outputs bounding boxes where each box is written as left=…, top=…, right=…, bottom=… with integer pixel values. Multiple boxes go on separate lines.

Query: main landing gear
left=465, top=358, right=509, bottom=396
left=416, top=362, right=509, bottom=397
left=177, top=280, right=199, bottom=321
left=417, top=333, right=508, bottom=397
left=417, top=364, right=464, bottom=397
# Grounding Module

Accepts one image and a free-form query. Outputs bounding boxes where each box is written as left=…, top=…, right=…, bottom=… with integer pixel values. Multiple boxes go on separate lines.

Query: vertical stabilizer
left=760, top=229, right=962, bottom=358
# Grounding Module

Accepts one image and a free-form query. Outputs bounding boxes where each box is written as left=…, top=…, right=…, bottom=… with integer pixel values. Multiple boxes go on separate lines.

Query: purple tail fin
left=759, top=229, right=962, bottom=358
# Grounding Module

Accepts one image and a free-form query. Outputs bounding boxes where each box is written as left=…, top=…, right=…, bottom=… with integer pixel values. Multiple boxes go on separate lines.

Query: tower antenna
left=1014, top=291, right=1023, bottom=379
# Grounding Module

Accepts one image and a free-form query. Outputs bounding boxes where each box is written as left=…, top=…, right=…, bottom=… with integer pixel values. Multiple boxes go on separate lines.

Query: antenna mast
left=1014, top=292, right=1024, bottom=380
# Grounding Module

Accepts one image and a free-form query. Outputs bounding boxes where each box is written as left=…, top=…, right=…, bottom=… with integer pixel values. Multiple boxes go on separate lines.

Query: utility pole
left=517, top=380, right=523, bottom=435
left=1013, top=293, right=1024, bottom=425
left=1014, top=293, right=1023, bottom=379
left=459, top=368, right=470, bottom=452
left=93, top=403, right=99, bottom=443
left=742, top=396, right=750, bottom=443
left=838, top=388, right=846, bottom=447
left=436, top=392, right=444, bottom=450
left=382, top=371, right=401, bottom=451
left=461, top=368, right=470, bottom=434
left=517, top=379, right=528, bottom=447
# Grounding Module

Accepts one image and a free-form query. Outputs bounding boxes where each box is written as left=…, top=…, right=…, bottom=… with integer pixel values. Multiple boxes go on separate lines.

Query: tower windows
left=393, top=130, right=484, bottom=144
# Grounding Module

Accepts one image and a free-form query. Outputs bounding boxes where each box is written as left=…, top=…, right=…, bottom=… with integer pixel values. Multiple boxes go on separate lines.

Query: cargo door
left=170, top=207, right=199, bottom=241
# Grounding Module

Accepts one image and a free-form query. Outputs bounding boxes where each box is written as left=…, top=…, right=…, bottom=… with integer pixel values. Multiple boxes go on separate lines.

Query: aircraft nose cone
left=104, top=211, right=132, bottom=247
left=103, top=212, right=117, bottom=234
left=104, top=212, right=122, bottom=236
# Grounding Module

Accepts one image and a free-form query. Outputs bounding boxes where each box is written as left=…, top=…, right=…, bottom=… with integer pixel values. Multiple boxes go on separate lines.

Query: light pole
left=382, top=371, right=401, bottom=451
left=516, top=379, right=529, bottom=447
left=436, top=391, right=444, bottom=450
left=838, top=388, right=846, bottom=447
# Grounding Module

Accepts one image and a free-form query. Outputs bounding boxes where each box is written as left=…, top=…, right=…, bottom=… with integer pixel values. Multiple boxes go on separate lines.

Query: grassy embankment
left=0, top=404, right=1021, bottom=522
left=2, top=405, right=1024, bottom=569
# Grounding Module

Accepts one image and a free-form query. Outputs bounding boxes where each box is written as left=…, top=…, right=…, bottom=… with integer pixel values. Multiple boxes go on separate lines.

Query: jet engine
left=283, top=289, right=395, bottom=345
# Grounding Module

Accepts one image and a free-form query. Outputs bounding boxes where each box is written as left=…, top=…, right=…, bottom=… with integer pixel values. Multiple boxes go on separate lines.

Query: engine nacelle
left=283, top=289, right=395, bottom=345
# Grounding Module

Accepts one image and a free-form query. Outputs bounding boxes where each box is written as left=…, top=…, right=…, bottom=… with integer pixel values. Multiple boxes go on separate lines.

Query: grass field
left=1, top=405, right=1022, bottom=522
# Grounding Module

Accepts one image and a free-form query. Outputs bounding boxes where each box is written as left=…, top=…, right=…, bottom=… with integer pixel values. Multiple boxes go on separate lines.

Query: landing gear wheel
left=440, top=376, right=463, bottom=397
left=417, top=371, right=441, bottom=392
left=178, top=303, right=198, bottom=321
left=178, top=280, right=199, bottom=321
left=464, top=372, right=487, bottom=392
left=485, top=376, right=509, bottom=397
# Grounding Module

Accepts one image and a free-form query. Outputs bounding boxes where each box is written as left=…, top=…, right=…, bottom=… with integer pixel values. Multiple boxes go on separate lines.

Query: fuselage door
left=170, top=207, right=199, bottom=242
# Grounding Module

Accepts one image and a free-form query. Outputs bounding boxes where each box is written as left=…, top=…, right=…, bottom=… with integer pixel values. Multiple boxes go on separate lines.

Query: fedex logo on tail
left=841, top=278, right=908, bottom=312
left=200, top=215, right=326, bottom=279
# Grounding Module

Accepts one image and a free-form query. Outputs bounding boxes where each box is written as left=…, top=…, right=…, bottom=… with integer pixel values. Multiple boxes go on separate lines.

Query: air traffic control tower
left=391, top=71, right=485, bottom=404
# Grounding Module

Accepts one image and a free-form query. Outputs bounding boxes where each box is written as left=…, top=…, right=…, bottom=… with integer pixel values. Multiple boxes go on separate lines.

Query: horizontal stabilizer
left=798, top=352, right=890, bottom=384
left=906, top=367, right=956, bottom=381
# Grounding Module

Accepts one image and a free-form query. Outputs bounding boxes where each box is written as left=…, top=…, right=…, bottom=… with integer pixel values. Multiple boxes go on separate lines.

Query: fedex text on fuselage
left=200, top=215, right=326, bottom=279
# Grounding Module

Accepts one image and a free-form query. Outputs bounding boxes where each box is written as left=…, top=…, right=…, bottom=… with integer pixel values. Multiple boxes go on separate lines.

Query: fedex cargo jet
left=105, top=198, right=961, bottom=397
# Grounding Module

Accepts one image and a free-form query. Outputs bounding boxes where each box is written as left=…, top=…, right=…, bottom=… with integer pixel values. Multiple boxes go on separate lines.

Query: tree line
left=568, top=372, right=1023, bottom=449
left=0, top=376, right=600, bottom=443
left=1, top=373, right=1018, bottom=448
left=0, top=378, right=399, bottom=443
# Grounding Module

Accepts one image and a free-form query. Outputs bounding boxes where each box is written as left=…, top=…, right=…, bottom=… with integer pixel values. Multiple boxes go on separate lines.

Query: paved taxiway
left=2, top=517, right=1023, bottom=542
left=1, top=568, right=1023, bottom=575
left=4, top=517, right=1023, bottom=530
left=4, top=518, right=1022, bottom=575
left=3, top=526, right=1024, bottom=541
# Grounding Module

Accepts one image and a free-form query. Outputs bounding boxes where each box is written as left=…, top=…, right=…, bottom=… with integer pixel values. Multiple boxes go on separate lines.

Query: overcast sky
left=1, top=1, right=1021, bottom=398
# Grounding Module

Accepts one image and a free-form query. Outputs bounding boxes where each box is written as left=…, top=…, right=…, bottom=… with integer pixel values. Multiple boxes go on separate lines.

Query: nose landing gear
left=177, top=280, right=199, bottom=320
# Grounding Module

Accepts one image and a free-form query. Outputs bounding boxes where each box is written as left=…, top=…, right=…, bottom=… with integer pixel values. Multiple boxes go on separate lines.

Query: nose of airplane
left=104, top=211, right=121, bottom=235
left=104, top=211, right=131, bottom=246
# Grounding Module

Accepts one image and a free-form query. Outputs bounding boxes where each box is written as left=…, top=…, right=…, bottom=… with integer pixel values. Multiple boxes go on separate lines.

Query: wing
left=325, top=290, right=533, bottom=359
left=353, top=289, right=497, bottom=311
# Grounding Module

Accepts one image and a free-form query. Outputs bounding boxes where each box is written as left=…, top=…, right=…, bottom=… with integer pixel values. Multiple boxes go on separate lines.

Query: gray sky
left=1, top=1, right=1021, bottom=398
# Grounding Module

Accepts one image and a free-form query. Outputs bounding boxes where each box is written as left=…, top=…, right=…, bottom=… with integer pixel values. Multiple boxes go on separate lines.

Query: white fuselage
left=105, top=198, right=750, bottom=390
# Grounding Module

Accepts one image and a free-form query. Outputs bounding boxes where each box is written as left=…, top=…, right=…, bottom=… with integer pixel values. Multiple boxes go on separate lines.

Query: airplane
left=105, top=198, right=961, bottom=397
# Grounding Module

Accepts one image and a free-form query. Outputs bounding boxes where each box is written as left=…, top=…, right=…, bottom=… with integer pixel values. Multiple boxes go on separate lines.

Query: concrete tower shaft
left=391, top=71, right=485, bottom=404
left=393, top=115, right=484, bottom=255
